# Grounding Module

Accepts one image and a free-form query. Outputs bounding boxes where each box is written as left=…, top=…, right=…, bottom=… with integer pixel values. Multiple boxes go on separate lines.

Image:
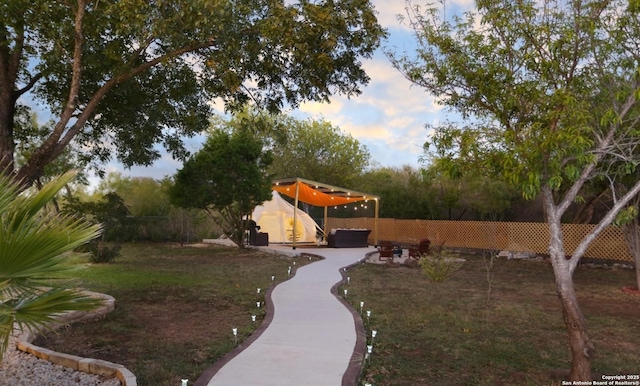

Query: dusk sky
left=93, top=1, right=474, bottom=185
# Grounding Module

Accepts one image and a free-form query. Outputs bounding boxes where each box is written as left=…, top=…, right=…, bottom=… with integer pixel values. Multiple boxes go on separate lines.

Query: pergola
left=272, top=177, right=380, bottom=248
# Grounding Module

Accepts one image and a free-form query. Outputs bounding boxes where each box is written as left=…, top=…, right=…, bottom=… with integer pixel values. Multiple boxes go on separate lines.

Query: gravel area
left=0, top=338, right=121, bottom=386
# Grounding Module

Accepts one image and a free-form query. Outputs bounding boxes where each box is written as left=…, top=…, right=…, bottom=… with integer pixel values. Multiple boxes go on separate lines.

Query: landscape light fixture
left=252, top=315, right=257, bottom=323
left=360, top=301, right=364, bottom=313
left=343, top=289, right=348, bottom=298
left=181, top=379, right=188, bottom=386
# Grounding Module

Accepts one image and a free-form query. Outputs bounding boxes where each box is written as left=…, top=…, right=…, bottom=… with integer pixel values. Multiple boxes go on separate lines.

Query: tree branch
left=58, top=38, right=217, bottom=148
left=570, top=178, right=640, bottom=272
left=49, top=0, right=87, bottom=145
left=557, top=90, right=639, bottom=216
left=15, top=73, right=44, bottom=99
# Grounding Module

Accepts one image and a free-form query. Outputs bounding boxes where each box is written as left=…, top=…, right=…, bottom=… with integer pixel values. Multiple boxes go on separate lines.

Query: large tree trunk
left=546, top=189, right=594, bottom=380
left=555, top=266, right=595, bottom=380
left=0, top=84, right=15, bottom=175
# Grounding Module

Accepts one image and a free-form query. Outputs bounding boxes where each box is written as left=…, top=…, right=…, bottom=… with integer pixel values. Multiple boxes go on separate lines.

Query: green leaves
left=0, top=170, right=103, bottom=360
left=169, top=116, right=274, bottom=247
left=2, top=0, right=385, bottom=185
left=396, top=0, right=640, bottom=205
left=268, top=115, right=370, bottom=188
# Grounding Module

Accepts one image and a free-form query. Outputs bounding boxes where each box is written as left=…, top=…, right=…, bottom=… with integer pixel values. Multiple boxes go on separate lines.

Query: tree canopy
left=169, top=125, right=273, bottom=248
left=390, top=0, right=640, bottom=380
left=0, top=0, right=385, bottom=186
left=269, top=116, right=371, bottom=188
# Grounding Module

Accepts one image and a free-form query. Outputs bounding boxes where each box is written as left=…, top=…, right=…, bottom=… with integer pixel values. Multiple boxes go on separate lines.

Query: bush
left=418, top=247, right=463, bottom=282
left=86, top=241, right=121, bottom=263
left=63, top=192, right=134, bottom=262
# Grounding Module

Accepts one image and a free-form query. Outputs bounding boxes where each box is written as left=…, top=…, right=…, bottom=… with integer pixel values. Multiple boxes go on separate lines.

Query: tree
left=390, top=0, right=640, bottom=380
left=269, top=117, right=371, bottom=188
left=63, top=191, right=134, bottom=262
left=357, top=165, right=436, bottom=219
left=0, top=170, right=102, bottom=359
left=0, top=0, right=385, bottom=186
left=422, top=161, right=515, bottom=220
left=169, top=125, right=273, bottom=248
left=96, top=173, right=172, bottom=217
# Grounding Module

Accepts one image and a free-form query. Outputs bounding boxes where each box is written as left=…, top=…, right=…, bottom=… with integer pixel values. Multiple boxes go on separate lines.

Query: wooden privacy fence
left=325, top=217, right=634, bottom=262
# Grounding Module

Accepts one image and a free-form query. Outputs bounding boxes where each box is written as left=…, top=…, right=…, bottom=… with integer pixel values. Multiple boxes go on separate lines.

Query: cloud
left=372, top=0, right=410, bottom=31
left=90, top=0, right=467, bottom=187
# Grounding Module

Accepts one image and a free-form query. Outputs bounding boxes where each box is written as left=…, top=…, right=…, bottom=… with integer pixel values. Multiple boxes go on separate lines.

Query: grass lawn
left=34, top=244, right=640, bottom=386
left=34, top=242, right=312, bottom=386
left=344, top=253, right=640, bottom=385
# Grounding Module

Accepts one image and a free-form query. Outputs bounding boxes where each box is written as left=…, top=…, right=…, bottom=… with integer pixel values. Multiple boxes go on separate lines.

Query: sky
left=91, top=1, right=473, bottom=185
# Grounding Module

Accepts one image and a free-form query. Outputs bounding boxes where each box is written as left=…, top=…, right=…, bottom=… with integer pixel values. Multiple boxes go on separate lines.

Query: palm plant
left=0, top=170, right=103, bottom=360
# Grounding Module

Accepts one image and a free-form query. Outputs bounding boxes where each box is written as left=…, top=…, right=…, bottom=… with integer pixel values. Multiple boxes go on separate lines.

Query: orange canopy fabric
left=271, top=177, right=379, bottom=246
left=272, top=179, right=375, bottom=207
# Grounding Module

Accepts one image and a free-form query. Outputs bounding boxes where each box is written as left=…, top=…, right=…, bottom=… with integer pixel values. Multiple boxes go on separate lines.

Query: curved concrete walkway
left=195, top=246, right=370, bottom=386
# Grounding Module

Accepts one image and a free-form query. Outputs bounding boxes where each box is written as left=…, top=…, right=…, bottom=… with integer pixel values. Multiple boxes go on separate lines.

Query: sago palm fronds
left=0, top=170, right=103, bottom=360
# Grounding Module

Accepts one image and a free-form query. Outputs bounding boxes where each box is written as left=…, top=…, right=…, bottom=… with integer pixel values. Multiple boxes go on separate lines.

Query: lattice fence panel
left=326, top=217, right=634, bottom=262
left=562, top=224, right=631, bottom=261
left=504, top=222, right=550, bottom=254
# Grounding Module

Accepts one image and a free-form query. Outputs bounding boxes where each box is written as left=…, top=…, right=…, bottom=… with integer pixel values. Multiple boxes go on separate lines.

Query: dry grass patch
left=34, top=243, right=312, bottom=386
left=345, top=255, right=640, bottom=386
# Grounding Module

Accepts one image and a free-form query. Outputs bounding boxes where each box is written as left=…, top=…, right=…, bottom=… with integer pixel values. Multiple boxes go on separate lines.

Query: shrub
left=418, top=247, right=463, bottom=282
left=63, top=192, right=134, bottom=262
left=86, top=241, right=121, bottom=264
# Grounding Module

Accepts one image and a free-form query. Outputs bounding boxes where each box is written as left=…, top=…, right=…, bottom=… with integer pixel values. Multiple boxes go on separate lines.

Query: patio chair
left=409, top=239, right=431, bottom=259
left=377, top=241, right=395, bottom=260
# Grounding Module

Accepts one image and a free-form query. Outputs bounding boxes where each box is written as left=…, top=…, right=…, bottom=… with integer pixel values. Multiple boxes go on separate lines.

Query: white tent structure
left=252, top=191, right=322, bottom=244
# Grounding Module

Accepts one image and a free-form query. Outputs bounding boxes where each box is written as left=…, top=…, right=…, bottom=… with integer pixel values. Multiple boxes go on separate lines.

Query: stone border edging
left=13, top=291, right=137, bottom=386
left=194, top=252, right=322, bottom=386
left=334, top=251, right=376, bottom=386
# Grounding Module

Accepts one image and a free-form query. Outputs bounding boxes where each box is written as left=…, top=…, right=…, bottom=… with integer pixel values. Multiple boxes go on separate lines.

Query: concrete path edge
left=194, top=252, right=323, bottom=386
left=334, top=252, right=377, bottom=386
left=195, top=249, right=376, bottom=386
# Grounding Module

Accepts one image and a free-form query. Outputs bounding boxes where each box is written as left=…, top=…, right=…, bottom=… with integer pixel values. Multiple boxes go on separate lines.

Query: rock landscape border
left=12, top=291, right=136, bottom=386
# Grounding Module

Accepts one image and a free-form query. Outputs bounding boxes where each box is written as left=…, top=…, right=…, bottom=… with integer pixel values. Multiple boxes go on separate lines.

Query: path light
left=181, top=380, right=188, bottom=386
left=251, top=315, right=256, bottom=323
left=343, top=289, right=348, bottom=298
left=347, top=276, right=350, bottom=284
left=293, top=261, right=296, bottom=266
left=366, top=310, right=371, bottom=323
left=360, top=301, right=364, bottom=313
left=257, top=288, right=261, bottom=294
left=271, top=275, right=275, bottom=282
left=232, top=328, right=238, bottom=343
left=371, top=330, right=377, bottom=344
left=257, top=301, right=261, bottom=308
left=367, top=345, right=373, bottom=354
left=287, top=266, right=291, bottom=276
